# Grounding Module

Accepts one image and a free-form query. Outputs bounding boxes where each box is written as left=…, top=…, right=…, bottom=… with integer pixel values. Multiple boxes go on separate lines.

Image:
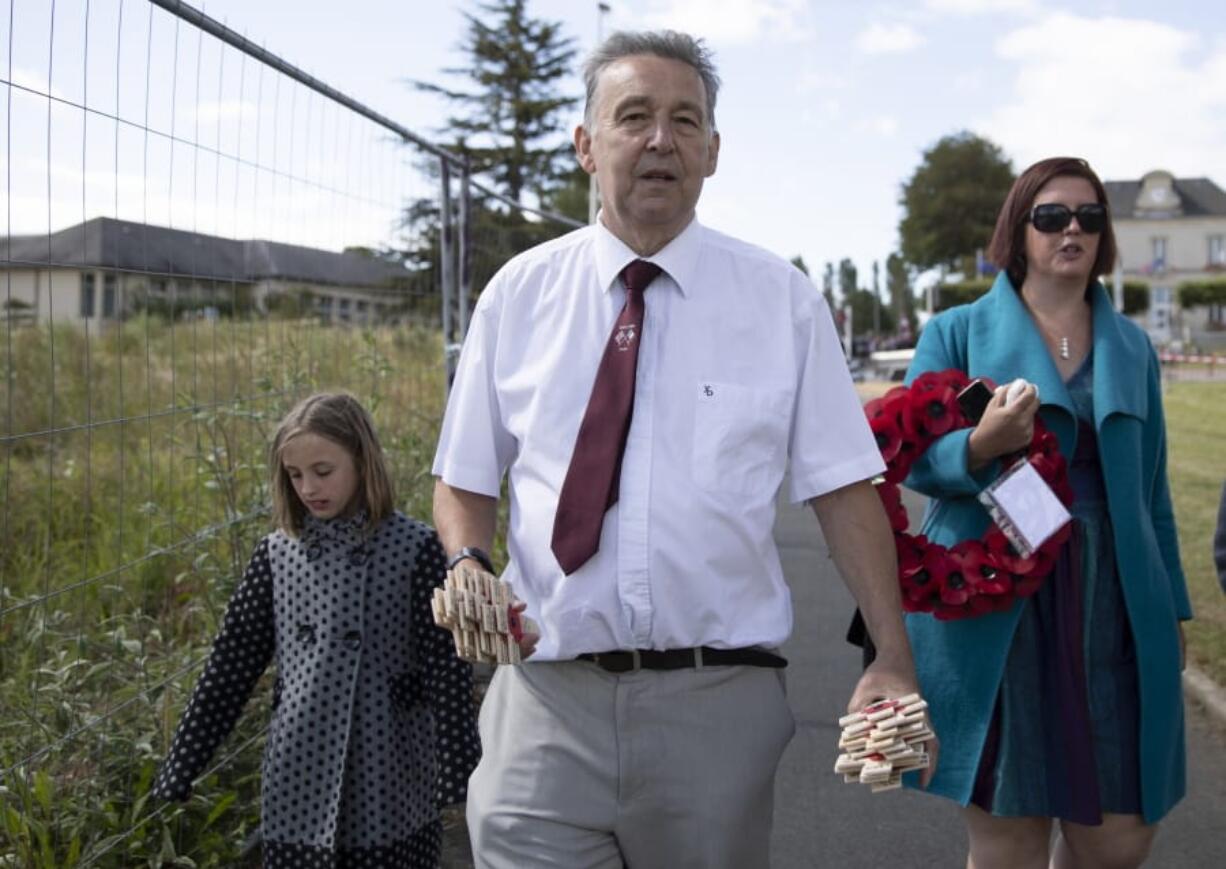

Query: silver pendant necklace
left=1059, top=336, right=1070, bottom=360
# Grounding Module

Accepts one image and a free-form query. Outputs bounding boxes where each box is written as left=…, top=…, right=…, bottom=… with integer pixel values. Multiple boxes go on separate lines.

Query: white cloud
left=11, top=66, right=66, bottom=100
left=797, top=70, right=848, bottom=94
left=194, top=100, right=258, bottom=125
left=642, top=0, right=812, bottom=45
left=854, top=23, right=925, bottom=55
left=925, top=0, right=1038, bottom=13
left=858, top=115, right=899, bottom=137
left=980, top=13, right=1226, bottom=181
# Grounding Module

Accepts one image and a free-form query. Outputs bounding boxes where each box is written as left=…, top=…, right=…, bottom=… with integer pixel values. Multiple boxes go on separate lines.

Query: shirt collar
left=593, top=215, right=703, bottom=298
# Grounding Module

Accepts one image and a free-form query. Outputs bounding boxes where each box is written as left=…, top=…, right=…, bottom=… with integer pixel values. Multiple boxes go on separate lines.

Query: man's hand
left=509, top=598, right=540, bottom=660
left=847, top=658, right=940, bottom=788
left=445, top=559, right=539, bottom=662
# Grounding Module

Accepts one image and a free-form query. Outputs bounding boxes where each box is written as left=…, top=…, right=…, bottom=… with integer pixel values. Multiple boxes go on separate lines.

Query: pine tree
left=414, top=0, right=579, bottom=205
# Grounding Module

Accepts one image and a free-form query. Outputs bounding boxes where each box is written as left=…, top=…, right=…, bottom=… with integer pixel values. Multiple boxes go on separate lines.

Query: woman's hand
left=967, top=383, right=1039, bottom=470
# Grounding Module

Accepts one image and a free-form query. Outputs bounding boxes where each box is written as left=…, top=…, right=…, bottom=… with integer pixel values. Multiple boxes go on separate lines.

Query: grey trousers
left=466, top=658, right=796, bottom=869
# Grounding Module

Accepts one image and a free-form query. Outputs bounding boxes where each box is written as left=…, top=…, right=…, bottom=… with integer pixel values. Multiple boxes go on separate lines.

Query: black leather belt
left=577, top=646, right=787, bottom=673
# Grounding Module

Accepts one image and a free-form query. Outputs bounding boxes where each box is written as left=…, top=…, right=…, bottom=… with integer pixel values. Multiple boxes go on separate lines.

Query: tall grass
left=1, top=313, right=446, bottom=866
left=1163, top=381, right=1226, bottom=686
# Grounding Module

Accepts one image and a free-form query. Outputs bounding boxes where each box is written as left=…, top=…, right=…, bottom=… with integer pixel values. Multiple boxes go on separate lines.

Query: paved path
left=771, top=494, right=1226, bottom=868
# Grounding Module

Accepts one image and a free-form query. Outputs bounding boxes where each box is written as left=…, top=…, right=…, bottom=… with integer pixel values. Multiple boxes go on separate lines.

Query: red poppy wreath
left=865, top=369, right=1074, bottom=621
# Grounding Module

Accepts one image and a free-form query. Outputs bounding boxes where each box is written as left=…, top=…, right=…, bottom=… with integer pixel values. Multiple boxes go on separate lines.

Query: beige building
left=1104, top=170, right=1226, bottom=348
left=1, top=217, right=421, bottom=327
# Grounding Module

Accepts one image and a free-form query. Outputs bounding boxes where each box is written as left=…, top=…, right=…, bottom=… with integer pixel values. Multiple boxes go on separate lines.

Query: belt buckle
left=629, top=649, right=641, bottom=672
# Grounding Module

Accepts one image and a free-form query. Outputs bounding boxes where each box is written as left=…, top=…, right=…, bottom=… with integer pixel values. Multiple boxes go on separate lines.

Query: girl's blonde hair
left=268, top=392, right=394, bottom=536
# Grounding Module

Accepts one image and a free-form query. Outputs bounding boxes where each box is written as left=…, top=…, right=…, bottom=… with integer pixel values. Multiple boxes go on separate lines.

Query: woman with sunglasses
left=901, top=156, right=1190, bottom=868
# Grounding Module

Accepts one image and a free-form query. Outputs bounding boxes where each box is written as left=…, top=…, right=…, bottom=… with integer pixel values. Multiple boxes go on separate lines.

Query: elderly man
left=432, top=29, right=933, bottom=868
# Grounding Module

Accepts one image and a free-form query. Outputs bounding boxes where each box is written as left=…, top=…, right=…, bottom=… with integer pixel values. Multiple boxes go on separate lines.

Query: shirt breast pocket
left=692, top=381, right=791, bottom=496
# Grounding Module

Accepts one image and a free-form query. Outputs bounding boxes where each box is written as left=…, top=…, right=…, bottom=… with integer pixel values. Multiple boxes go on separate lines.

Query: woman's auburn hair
left=268, top=392, right=395, bottom=537
left=987, top=156, right=1119, bottom=291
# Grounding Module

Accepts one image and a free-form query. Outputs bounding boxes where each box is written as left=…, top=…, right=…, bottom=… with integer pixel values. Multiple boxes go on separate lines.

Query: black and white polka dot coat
left=153, top=511, right=480, bottom=865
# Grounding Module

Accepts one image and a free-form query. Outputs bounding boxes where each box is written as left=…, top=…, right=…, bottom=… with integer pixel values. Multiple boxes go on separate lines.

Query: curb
left=1183, top=665, right=1226, bottom=726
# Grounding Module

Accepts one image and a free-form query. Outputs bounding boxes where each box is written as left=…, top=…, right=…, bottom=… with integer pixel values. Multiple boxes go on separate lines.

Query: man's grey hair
left=582, top=30, right=720, bottom=133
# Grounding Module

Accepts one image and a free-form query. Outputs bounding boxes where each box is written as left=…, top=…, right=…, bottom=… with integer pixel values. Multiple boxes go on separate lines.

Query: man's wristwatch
left=446, top=546, right=495, bottom=574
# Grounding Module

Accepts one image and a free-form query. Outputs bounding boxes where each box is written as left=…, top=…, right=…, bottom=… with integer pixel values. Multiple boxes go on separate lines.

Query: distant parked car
left=869, top=349, right=914, bottom=382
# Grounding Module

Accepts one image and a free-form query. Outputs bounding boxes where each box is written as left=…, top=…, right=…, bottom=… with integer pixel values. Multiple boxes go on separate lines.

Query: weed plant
left=1, top=312, right=445, bottom=866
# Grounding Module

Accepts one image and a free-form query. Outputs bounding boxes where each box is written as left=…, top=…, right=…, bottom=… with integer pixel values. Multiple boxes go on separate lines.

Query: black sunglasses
left=1029, top=202, right=1107, bottom=234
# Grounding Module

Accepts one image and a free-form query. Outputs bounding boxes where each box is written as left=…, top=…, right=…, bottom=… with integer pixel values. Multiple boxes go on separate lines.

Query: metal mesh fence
left=0, top=1, right=581, bottom=863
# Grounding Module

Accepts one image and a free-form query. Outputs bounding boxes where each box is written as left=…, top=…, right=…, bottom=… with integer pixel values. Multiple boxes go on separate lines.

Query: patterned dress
left=971, top=352, right=1142, bottom=822
left=153, top=511, right=480, bottom=867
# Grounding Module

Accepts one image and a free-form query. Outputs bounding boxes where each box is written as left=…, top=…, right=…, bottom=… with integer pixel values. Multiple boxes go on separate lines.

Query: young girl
left=153, top=392, right=480, bottom=868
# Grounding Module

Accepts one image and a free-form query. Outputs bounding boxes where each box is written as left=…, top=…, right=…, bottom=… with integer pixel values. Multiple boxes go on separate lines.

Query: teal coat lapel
left=971, top=274, right=1147, bottom=435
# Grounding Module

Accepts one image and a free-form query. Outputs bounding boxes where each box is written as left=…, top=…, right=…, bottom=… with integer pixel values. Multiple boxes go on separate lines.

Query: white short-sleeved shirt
left=433, top=217, right=884, bottom=660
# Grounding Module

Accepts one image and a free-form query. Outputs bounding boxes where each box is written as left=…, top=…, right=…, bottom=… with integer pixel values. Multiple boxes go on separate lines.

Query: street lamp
left=589, top=2, right=611, bottom=225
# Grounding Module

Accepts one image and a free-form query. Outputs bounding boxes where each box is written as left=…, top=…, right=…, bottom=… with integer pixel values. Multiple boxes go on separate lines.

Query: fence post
left=458, top=156, right=473, bottom=344
left=440, top=157, right=457, bottom=393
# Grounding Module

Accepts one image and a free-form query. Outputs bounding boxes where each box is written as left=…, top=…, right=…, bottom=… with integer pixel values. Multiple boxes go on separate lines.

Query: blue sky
left=6, top=0, right=1225, bottom=293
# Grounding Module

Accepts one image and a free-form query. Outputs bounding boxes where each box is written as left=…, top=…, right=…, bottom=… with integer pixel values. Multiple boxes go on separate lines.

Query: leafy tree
left=898, top=131, right=1015, bottom=277
left=540, top=164, right=592, bottom=225
left=1178, top=279, right=1226, bottom=308
left=847, top=288, right=895, bottom=336
left=790, top=255, right=810, bottom=276
left=822, top=261, right=836, bottom=311
left=399, top=0, right=584, bottom=319
left=413, top=0, right=579, bottom=204
left=933, top=277, right=993, bottom=311
left=1122, top=281, right=1149, bottom=315
left=838, top=258, right=858, bottom=301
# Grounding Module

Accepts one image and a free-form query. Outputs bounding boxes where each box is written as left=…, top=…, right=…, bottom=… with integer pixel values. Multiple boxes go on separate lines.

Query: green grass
left=1164, top=381, right=1226, bottom=686
left=1, top=315, right=447, bottom=866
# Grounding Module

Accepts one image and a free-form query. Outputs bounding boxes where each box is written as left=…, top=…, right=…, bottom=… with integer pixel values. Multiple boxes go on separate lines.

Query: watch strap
left=446, top=546, right=495, bottom=574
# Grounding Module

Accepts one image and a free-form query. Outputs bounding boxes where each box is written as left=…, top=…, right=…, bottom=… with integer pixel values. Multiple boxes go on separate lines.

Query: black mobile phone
left=956, top=379, right=993, bottom=424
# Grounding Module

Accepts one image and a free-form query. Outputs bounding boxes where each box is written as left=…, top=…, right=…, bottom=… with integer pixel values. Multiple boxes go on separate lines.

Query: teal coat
left=903, top=273, right=1191, bottom=823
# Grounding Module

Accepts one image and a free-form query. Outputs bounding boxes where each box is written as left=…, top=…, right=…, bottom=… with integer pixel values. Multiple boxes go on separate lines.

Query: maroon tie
left=551, top=259, right=662, bottom=575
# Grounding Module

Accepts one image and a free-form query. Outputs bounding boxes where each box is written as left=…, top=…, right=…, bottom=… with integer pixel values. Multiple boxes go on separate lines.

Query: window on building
left=339, top=298, right=351, bottom=321
left=1150, top=237, right=1167, bottom=273
left=1210, top=234, right=1225, bottom=268
left=102, top=274, right=117, bottom=318
left=80, top=273, right=96, bottom=318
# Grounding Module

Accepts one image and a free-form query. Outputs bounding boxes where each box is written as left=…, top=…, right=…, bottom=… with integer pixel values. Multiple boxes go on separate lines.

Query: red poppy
left=899, top=541, right=940, bottom=612
left=953, top=540, right=1011, bottom=596
left=907, top=380, right=959, bottom=438
left=942, top=542, right=989, bottom=607
left=982, top=529, right=1039, bottom=575
left=1032, top=428, right=1060, bottom=458
left=884, top=439, right=919, bottom=484
left=1028, top=452, right=1066, bottom=485
left=865, top=370, right=1074, bottom=622
left=875, top=482, right=909, bottom=531
left=867, top=402, right=905, bottom=464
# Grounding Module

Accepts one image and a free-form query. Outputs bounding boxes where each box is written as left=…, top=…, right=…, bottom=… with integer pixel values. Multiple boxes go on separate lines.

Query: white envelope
left=978, top=459, right=1072, bottom=557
